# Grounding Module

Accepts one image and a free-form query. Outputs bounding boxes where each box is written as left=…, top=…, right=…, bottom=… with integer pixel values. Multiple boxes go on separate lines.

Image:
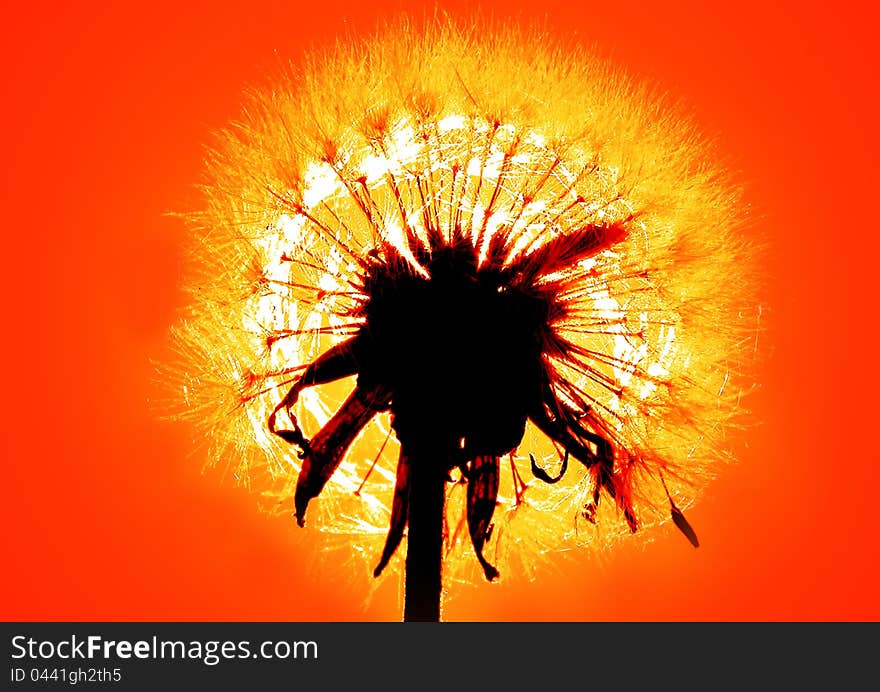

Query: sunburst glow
left=167, top=18, right=760, bottom=592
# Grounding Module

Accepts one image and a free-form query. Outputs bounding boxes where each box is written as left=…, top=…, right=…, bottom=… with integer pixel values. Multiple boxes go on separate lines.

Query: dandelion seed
left=166, top=17, right=761, bottom=621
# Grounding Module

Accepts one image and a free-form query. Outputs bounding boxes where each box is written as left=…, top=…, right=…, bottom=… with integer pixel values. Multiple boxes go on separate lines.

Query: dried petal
left=466, top=455, right=500, bottom=581
left=373, top=448, right=412, bottom=577
left=294, top=384, right=391, bottom=526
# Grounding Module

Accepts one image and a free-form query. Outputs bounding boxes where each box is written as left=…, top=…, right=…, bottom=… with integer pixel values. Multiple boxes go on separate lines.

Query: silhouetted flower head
left=168, top=17, right=760, bottom=589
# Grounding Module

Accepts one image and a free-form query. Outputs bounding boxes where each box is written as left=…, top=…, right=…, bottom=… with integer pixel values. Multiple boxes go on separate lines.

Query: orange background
left=2, top=0, right=878, bottom=621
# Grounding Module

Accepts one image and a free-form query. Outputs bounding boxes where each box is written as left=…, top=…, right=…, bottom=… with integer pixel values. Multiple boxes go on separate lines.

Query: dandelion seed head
left=167, top=16, right=760, bottom=590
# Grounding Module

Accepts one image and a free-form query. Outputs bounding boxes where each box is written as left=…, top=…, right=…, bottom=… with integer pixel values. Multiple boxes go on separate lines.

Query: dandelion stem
left=403, top=442, right=447, bottom=623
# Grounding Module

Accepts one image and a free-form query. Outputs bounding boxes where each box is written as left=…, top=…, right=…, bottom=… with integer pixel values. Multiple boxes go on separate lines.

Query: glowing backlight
left=168, top=19, right=760, bottom=590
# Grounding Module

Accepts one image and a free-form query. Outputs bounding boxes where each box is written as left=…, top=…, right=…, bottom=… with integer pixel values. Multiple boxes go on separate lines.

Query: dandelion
left=168, top=17, right=760, bottom=621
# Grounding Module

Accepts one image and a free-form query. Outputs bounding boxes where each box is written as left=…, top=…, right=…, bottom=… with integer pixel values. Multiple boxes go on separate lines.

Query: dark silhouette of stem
left=403, top=443, right=446, bottom=622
